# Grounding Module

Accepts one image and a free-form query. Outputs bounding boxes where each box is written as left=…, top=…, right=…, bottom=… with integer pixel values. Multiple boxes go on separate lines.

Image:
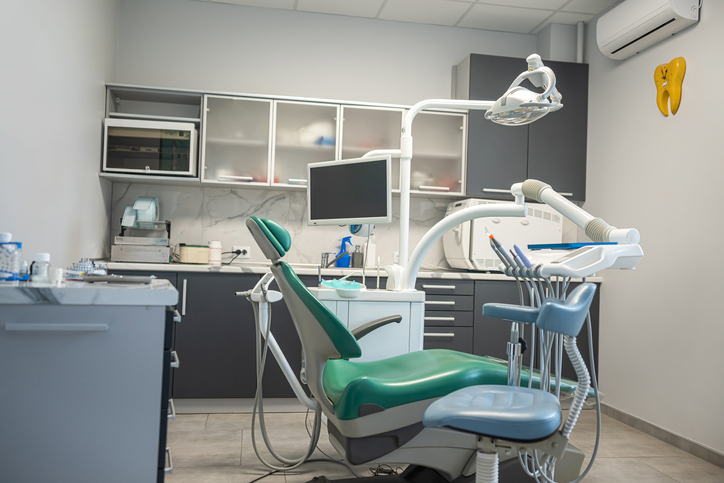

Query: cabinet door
left=465, top=54, right=529, bottom=198
left=409, top=111, right=465, bottom=195
left=341, top=106, right=403, bottom=190
left=527, top=60, right=588, bottom=201
left=272, top=101, right=339, bottom=188
left=173, top=273, right=260, bottom=398
left=202, top=95, right=272, bottom=186
left=423, top=327, right=473, bottom=353
left=473, top=280, right=523, bottom=360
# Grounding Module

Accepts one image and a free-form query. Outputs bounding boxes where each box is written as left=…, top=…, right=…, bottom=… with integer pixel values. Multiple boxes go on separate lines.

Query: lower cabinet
left=473, top=280, right=600, bottom=381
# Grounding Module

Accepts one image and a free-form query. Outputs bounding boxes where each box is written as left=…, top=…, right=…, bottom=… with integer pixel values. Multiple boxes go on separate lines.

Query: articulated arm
left=351, top=315, right=402, bottom=340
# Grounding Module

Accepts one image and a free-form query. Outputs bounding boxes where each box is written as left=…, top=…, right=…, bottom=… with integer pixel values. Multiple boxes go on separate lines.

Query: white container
left=31, top=253, right=51, bottom=282
left=209, top=241, right=222, bottom=266
left=178, top=245, right=209, bottom=264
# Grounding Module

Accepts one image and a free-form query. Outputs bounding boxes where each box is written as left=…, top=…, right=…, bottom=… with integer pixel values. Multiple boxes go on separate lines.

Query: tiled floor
left=165, top=410, right=724, bottom=483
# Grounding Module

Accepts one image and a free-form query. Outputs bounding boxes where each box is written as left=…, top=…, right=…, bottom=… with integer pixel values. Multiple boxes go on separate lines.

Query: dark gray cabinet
left=473, top=280, right=599, bottom=381
left=172, top=273, right=260, bottom=398
left=418, top=280, right=475, bottom=353
left=458, top=54, right=588, bottom=201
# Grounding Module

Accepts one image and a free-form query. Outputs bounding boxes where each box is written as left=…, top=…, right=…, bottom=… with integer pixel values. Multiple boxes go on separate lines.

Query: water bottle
left=0, top=233, right=22, bottom=280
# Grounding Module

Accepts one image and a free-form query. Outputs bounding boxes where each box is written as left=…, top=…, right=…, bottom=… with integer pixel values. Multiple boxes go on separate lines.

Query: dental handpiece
left=486, top=228, right=516, bottom=268
left=486, top=228, right=511, bottom=268
left=513, top=244, right=532, bottom=268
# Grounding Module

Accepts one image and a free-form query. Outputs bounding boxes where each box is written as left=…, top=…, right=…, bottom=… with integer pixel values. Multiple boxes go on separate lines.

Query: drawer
left=423, top=311, right=473, bottom=327
left=416, top=279, right=474, bottom=295
left=423, top=327, right=473, bottom=353
left=424, top=294, right=474, bottom=312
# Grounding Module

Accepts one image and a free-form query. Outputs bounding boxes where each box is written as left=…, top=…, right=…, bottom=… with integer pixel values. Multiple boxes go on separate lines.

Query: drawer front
left=423, top=311, right=473, bottom=327
left=416, top=279, right=474, bottom=295
left=423, top=327, right=473, bottom=353
left=424, top=294, right=474, bottom=312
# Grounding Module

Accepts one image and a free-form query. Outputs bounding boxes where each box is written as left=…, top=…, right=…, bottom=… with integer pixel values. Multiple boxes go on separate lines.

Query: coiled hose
left=561, top=335, right=590, bottom=439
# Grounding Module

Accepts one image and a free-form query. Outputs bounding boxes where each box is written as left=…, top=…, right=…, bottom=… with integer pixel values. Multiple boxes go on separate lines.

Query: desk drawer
left=416, top=280, right=474, bottom=295
left=423, top=327, right=473, bottom=353
left=424, top=295, right=474, bottom=312
left=424, top=311, right=473, bottom=327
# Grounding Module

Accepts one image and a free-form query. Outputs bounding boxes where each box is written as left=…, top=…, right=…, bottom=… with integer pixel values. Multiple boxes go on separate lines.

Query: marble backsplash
left=110, top=183, right=455, bottom=268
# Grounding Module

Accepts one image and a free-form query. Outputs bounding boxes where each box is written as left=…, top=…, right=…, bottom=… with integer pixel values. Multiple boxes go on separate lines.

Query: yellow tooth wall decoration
left=654, top=57, right=686, bottom=117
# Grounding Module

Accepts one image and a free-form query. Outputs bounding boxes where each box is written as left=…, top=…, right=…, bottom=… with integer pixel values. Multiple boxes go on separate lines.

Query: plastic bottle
left=335, top=236, right=353, bottom=268
left=31, top=253, right=51, bottom=282
left=0, top=233, right=22, bottom=280
left=209, top=241, right=222, bottom=266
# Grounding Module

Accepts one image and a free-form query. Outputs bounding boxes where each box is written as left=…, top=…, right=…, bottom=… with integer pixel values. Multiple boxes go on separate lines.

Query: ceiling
left=196, top=0, right=620, bottom=35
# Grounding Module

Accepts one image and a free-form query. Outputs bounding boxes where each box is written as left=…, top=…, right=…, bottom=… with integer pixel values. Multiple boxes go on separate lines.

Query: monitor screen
left=307, top=155, right=392, bottom=226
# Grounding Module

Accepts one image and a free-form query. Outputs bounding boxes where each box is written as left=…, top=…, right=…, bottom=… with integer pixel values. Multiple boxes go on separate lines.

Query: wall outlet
left=393, top=251, right=400, bottom=264
left=233, top=246, right=251, bottom=259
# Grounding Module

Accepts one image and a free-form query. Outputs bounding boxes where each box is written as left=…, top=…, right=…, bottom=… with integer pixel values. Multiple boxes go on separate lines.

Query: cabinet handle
left=557, top=192, right=573, bottom=196
left=218, top=175, right=253, bottom=181
left=422, top=284, right=456, bottom=290
left=170, top=350, right=180, bottom=369
left=164, top=447, right=173, bottom=474
left=288, top=178, right=307, bottom=184
left=168, top=399, right=176, bottom=420
left=425, top=300, right=455, bottom=306
left=181, top=279, right=187, bottom=316
left=419, top=185, right=450, bottom=191
left=424, top=332, right=455, bottom=338
left=173, top=309, right=181, bottom=323
left=424, top=316, right=455, bottom=321
left=5, top=323, right=108, bottom=332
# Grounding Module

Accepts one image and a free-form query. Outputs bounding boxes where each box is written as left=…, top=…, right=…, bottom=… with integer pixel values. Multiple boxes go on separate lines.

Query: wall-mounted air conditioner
left=597, top=0, right=700, bottom=60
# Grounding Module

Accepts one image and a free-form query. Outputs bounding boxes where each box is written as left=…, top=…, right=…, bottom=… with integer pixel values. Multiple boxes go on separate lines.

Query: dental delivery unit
left=238, top=55, right=643, bottom=483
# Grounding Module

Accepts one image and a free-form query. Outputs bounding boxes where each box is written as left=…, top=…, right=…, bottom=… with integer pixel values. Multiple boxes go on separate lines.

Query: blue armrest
left=482, top=303, right=540, bottom=324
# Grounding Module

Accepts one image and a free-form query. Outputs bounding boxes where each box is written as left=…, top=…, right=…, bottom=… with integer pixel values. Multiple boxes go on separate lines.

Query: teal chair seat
left=323, top=350, right=511, bottom=420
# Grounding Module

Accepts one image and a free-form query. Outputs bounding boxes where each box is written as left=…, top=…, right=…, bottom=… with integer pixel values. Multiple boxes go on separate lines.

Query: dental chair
left=246, top=216, right=587, bottom=483
left=424, top=283, right=596, bottom=483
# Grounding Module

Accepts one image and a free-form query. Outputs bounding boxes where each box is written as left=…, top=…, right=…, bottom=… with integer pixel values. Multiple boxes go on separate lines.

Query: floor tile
left=168, top=414, right=209, bottom=433
left=165, top=465, right=287, bottom=483
left=640, top=454, right=724, bottom=483
left=575, top=458, right=679, bottom=482
left=206, top=414, right=254, bottom=432
left=168, top=430, right=242, bottom=468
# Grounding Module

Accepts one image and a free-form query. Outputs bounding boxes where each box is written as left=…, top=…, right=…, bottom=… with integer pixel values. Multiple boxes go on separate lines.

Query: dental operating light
left=362, top=53, right=564, bottom=273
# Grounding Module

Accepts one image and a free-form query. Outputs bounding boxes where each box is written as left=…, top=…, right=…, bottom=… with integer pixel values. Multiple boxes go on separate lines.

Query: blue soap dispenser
left=335, top=236, right=353, bottom=268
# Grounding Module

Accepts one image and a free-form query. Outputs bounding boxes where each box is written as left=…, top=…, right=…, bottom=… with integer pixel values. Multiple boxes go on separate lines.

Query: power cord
left=223, top=249, right=246, bottom=265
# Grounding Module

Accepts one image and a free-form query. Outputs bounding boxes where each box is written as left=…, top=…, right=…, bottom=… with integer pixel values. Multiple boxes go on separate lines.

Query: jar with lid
left=31, top=253, right=51, bottom=282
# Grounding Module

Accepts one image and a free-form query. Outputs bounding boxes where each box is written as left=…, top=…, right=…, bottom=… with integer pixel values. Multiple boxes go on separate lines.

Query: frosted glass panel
left=203, top=96, right=271, bottom=183
left=341, top=106, right=403, bottom=190
left=273, top=101, right=337, bottom=185
left=409, top=112, right=464, bottom=193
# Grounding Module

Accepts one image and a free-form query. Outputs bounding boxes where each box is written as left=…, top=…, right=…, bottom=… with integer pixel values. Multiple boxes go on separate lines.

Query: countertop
left=0, top=279, right=178, bottom=306
left=105, top=262, right=601, bottom=282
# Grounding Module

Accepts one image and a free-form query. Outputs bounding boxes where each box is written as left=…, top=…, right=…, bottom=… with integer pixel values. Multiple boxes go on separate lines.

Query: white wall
left=584, top=4, right=724, bottom=453
left=0, top=0, right=118, bottom=268
left=116, top=0, right=536, bottom=105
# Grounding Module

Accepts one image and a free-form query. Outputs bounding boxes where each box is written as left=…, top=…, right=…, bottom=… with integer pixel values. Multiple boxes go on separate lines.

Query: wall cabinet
left=201, top=95, right=272, bottom=186
left=101, top=84, right=467, bottom=197
left=272, top=100, right=339, bottom=188
left=456, top=54, right=588, bottom=201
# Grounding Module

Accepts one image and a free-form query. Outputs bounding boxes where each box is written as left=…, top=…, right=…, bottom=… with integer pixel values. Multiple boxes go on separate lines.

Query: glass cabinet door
left=272, top=101, right=338, bottom=188
left=202, top=95, right=272, bottom=185
left=340, top=106, right=403, bottom=190
left=408, top=111, right=465, bottom=194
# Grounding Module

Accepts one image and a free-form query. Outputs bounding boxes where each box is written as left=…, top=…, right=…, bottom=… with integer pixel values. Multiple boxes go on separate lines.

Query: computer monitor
left=307, top=155, right=392, bottom=226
